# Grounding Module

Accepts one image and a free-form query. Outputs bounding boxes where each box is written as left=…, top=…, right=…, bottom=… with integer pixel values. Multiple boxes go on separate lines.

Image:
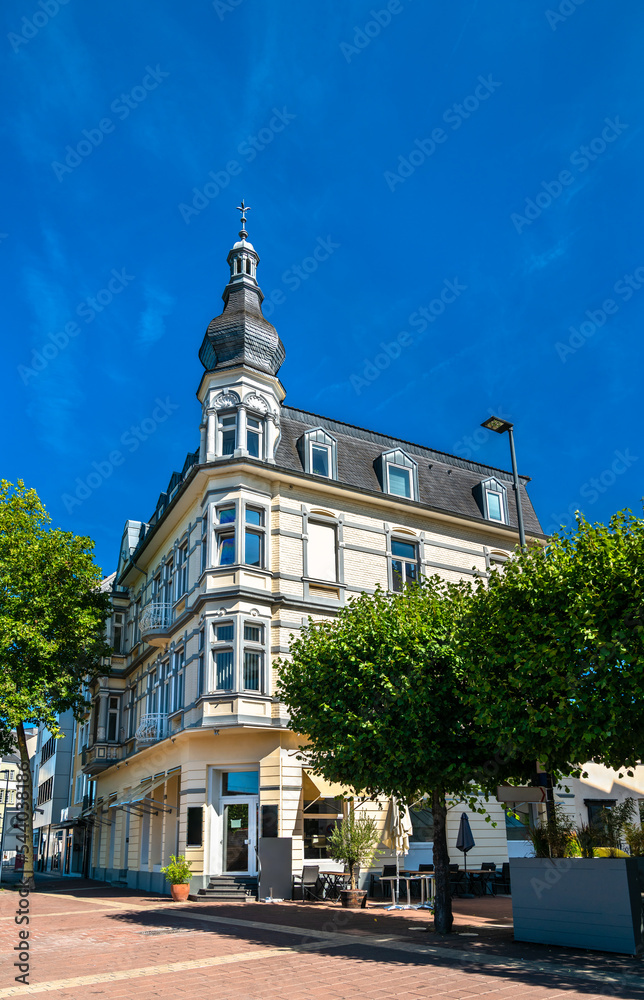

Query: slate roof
left=275, top=405, right=544, bottom=536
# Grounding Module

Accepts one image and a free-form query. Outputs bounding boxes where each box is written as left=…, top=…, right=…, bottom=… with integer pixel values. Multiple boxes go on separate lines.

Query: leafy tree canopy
left=463, top=510, right=644, bottom=775
left=0, top=479, right=112, bottom=735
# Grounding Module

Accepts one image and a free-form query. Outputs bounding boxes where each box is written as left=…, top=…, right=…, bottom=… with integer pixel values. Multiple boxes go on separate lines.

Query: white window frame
left=211, top=620, right=235, bottom=691
left=386, top=463, right=413, bottom=499
left=389, top=536, right=420, bottom=592
left=176, top=542, right=188, bottom=599
left=218, top=410, right=237, bottom=456
left=243, top=504, right=266, bottom=568
left=214, top=502, right=237, bottom=567
left=246, top=413, right=264, bottom=459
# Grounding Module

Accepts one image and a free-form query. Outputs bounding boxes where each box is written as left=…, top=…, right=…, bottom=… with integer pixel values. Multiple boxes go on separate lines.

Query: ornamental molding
left=243, top=392, right=269, bottom=414
left=213, top=390, right=240, bottom=410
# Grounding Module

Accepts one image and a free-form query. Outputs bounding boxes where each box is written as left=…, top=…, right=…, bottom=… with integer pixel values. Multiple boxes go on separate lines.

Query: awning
left=107, top=795, right=173, bottom=815
left=302, top=770, right=353, bottom=808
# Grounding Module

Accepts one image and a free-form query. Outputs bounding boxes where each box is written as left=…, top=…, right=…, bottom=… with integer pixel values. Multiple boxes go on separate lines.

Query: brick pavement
left=1, top=877, right=643, bottom=999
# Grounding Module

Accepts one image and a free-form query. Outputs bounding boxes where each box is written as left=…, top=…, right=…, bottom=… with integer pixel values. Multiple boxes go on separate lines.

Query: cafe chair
left=292, top=865, right=322, bottom=902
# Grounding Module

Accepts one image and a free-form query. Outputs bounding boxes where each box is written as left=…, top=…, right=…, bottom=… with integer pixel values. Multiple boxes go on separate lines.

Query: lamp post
left=480, top=416, right=526, bottom=550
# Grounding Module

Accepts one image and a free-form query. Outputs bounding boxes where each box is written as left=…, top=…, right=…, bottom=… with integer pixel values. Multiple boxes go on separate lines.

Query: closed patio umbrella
left=455, top=812, right=475, bottom=873
left=382, top=797, right=413, bottom=908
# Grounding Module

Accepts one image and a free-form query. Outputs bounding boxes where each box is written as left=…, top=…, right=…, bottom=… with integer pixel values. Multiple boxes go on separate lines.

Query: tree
left=462, top=511, right=644, bottom=777
left=0, top=480, right=111, bottom=886
left=278, top=578, right=535, bottom=934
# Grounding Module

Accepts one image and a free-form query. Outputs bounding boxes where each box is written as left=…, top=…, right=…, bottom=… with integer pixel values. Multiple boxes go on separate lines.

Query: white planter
left=510, top=857, right=643, bottom=955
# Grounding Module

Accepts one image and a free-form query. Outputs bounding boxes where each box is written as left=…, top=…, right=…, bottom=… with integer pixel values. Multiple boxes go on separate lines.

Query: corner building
left=84, top=217, right=544, bottom=894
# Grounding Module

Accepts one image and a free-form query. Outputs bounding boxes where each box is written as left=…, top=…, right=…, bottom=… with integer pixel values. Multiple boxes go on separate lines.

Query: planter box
left=510, top=857, right=643, bottom=955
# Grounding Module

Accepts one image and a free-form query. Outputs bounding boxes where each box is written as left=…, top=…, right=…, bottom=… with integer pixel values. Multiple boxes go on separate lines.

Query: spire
left=198, top=204, right=285, bottom=376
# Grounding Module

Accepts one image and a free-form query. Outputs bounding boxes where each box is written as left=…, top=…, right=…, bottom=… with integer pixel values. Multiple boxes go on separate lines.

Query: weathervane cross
left=236, top=199, right=251, bottom=227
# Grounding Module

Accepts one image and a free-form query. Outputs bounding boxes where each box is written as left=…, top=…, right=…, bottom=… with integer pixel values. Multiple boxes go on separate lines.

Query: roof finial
left=236, top=199, right=251, bottom=239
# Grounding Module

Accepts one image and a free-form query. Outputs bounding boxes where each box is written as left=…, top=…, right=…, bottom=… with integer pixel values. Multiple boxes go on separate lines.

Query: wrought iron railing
left=139, top=603, right=173, bottom=632
left=135, top=713, right=168, bottom=744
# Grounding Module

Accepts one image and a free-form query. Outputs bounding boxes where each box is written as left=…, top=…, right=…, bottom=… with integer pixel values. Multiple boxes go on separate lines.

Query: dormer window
left=376, top=449, right=419, bottom=501
left=298, top=428, right=338, bottom=479
left=474, top=477, right=509, bottom=524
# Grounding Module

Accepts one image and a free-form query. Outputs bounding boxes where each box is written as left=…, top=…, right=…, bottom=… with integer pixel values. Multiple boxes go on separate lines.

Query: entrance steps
left=188, top=875, right=257, bottom=902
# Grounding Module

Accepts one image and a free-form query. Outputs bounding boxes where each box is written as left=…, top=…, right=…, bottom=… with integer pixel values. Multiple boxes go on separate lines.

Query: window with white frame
left=213, top=621, right=235, bottom=690
left=169, top=647, right=185, bottom=713
left=107, top=696, right=119, bottom=741
left=243, top=621, right=264, bottom=691
left=390, top=537, right=419, bottom=592
left=160, top=659, right=170, bottom=715
left=219, top=411, right=237, bottom=455
left=244, top=506, right=265, bottom=567
left=307, top=519, right=337, bottom=581
left=163, top=559, right=174, bottom=604
left=246, top=414, right=264, bottom=458
left=474, top=477, right=509, bottom=524
left=208, top=615, right=268, bottom=694
left=378, top=449, right=419, bottom=500
left=299, top=427, right=337, bottom=479
left=112, top=612, right=124, bottom=654
left=176, top=542, right=188, bottom=598
left=147, top=670, right=158, bottom=714
left=215, top=504, right=237, bottom=566
left=201, top=510, right=208, bottom=571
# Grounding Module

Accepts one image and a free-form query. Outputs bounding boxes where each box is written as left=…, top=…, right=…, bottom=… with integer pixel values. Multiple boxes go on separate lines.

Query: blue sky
left=3, top=0, right=643, bottom=574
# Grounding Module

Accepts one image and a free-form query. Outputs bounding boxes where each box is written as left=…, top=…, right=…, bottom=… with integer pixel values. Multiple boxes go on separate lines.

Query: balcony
left=135, top=713, right=169, bottom=745
left=139, top=602, right=173, bottom=647
left=81, top=743, right=122, bottom=776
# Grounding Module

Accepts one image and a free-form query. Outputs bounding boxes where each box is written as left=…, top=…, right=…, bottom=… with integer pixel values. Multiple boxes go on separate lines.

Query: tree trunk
left=432, top=788, right=453, bottom=934
left=16, top=722, right=35, bottom=889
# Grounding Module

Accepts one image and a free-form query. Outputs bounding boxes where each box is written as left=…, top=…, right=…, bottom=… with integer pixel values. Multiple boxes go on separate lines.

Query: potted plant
left=327, top=812, right=382, bottom=909
left=160, top=854, right=193, bottom=902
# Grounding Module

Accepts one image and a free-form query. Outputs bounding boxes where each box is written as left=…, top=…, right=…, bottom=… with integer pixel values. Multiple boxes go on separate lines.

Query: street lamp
left=481, top=416, right=526, bottom=550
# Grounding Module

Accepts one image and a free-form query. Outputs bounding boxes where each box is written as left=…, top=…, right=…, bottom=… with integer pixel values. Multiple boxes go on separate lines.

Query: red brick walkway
left=1, top=878, right=642, bottom=999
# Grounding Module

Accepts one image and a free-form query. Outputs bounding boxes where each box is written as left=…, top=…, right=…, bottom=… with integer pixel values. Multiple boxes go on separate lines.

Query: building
left=32, top=712, right=75, bottom=872
left=0, top=752, right=21, bottom=866
left=79, top=212, right=641, bottom=893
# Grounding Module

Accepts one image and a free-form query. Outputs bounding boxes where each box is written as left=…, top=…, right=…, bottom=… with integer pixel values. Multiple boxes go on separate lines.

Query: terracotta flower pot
left=340, top=888, right=367, bottom=909
left=170, top=883, right=190, bottom=902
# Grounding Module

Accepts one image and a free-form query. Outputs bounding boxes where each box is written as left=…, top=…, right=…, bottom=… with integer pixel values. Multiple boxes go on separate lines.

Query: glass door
left=222, top=798, right=257, bottom=874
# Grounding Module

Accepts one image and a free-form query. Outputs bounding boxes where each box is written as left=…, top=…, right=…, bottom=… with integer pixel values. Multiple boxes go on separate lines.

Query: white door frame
left=221, top=796, right=258, bottom=876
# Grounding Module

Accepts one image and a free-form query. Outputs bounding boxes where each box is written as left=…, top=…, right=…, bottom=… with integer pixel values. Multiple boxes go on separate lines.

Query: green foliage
left=160, top=854, right=193, bottom=884
left=624, top=824, right=644, bottom=856
left=527, top=803, right=577, bottom=858
left=463, top=511, right=644, bottom=776
left=595, top=798, right=636, bottom=849
left=0, top=479, right=112, bottom=735
left=326, top=812, right=382, bottom=890
left=574, top=821, right=597, bottom=859
left=278, top=578, right=536, bottom=933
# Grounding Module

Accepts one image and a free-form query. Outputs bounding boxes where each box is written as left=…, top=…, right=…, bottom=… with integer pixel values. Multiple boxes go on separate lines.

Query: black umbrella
left=455, top=812, right=475, bottom=873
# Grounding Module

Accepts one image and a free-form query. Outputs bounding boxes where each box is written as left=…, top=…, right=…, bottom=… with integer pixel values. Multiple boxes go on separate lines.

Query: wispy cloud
left=137, top=285, right=175, bottom=347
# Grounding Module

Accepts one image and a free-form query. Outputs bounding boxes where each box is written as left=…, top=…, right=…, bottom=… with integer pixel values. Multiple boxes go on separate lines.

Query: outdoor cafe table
left=379, top=873, right=434, bottom=907
left=319, top=871, right=350, bottom=900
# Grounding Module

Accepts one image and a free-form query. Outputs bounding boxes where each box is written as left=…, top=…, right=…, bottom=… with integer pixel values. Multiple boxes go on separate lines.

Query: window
left=75, top=773, right=84, bottom=805
left=216, top=505, right=236, bottom=566
left=246, top=415, right=263, bottom=458
left=486, top=490, right=503, bottom=521
left=409, top=807, right=434, bottom=842
left=223, top=771, right=259, bottom=795
left=587, top=799, right=616, bottom=833
left=299, top=427, right=337, bottom=479
left=220, top=412, right=237, bottom=455
left=377, top=449, right=419, bottom=501
left=176, top=543, right=188, bottom=599
left=41, top=736, right=56, bottom=763
left=390, top=538, right=419, bottom=592
left=187, top=807, right=203, bottom=847
left=244, top=507, right=265, bottom=567
left=201, top=511, right=208, bottom=571
left=112, top=612, right=124, bottom=654
left=303, top=797, right=343, bottom=859
left=37, top=777, right=53, bottom=805
left=147, top=670, right=158, bottom=714
left=308, top=520, right=337, bottom=581
left=505, top=804, right=532, bottom=842
left=107, top=697, right=119, bottom=741
left=213, top=621, right=235, bottom=690
left=389, top=465, right=411, bottom=498
left=126, top=688, right=136, bottom=738
left=474, top=477, right=508, bottom=524
left=243, top=621, right=264, bottom=691
left=198, top=629, right=205, bottom=696
left=163, top=560, right=174, bottom=605
left=169, top=648, right=185, bottom=713
left=133, top=598, right=141, bottom=646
